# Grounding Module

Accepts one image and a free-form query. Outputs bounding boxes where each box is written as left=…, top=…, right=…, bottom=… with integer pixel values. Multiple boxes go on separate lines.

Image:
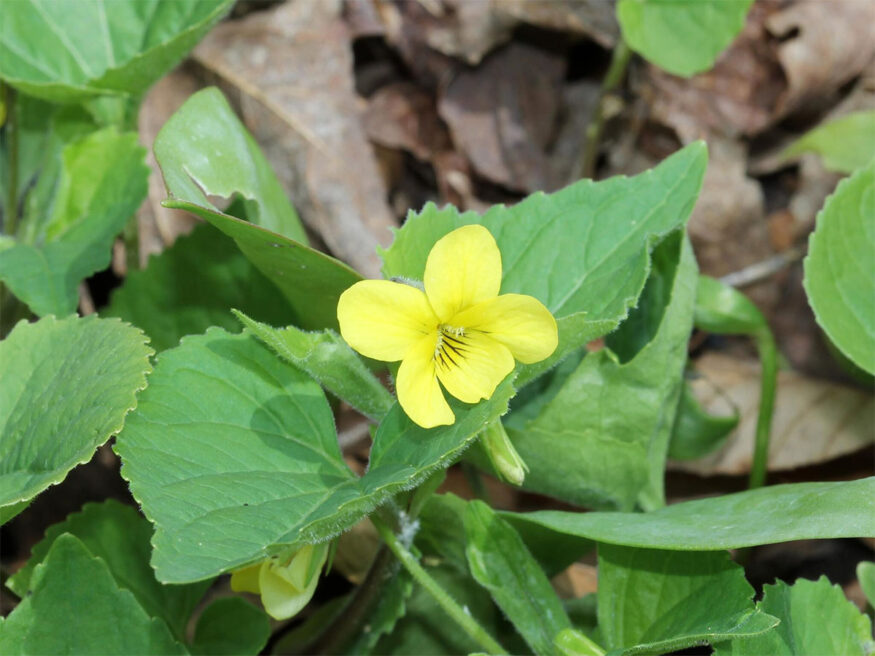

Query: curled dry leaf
left=766, top=0, right=875, bottom=117
left=136, top=68, right=203, bottom=266
left=192, top=0, right=395, bottom=277
left=438, top=42, right=566, bottom=193
left=670, top=353, right=874, bottom=477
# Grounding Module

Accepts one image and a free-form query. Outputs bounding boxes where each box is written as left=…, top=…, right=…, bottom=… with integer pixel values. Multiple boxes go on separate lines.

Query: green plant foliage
left=598, top=545, right=777, bottom=655
left=803, top=159, right=875, bottom=374
left=509, top=233, right=697, bottom=511
left=0, top=0, right=233, bottom=102
left=374, top=563, right=507, bottom=655
left=6, top=500, right=209, bottom=640
left=106, top=224, right=295, bottom=351
left=695, top=275, right=769, bottom=335
left=190, top=598, right=270, bottom=656
left=858, top=561, right=875, bottom=608
left=464, top=500, right=572, bottom=655
left=0, top=128, right=148, bottom=316
left=381, top=143, right=707, bottom=385
left=617, top=0, right=754, bottom=77
left=234, top=310, right=394, bottom=422
left=782, top=111, right=875, bottom=174
left=115, top=328, right=514, bottom=582
left=713, top=577, right=874, bottom=655
left=0, top=315, right=152, bottom=520
left=155, top=87, right=361, bottom=330
left=154, top=88, right=305, bottom=241
left=667, top=383, right=738, bottom=460
left=345, top=568, right=414, bottom=655
left=0, top=534, right=186, bottom=655
left=503, top=478, right=875, bottom=550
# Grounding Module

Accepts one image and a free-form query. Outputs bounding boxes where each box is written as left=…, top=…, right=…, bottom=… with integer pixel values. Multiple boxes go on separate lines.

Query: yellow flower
left=230, top=544, right=328, bottom=620
left=338, top=224, right=557, bottom=428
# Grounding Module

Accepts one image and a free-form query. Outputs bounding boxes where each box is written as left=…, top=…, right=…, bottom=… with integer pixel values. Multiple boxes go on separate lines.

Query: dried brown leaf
left=670, top=353, right=874, bottom=476
left=438, top=42, right=566, bottom=193
left=767, top=0, right=875, bottom=117
left=495, top=0, right=617, bottom=48
left=192, top=0, right=395, bottom=277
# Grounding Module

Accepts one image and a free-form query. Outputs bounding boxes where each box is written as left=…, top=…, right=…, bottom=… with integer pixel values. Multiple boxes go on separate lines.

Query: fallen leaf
left=192, top=0, right=396, bottom=277
left=640, top=2, right=786, bottom=140
left=552, top=563, right=598, bottom=600
left=767, top=0, right=875, bottom=117
left=495, top=0, right=617, bottom=48
left=670, top=353, right=874, bottom=476
left=438, top=42, right=566, bottom=193
left=686, top=139, right=773, bottom=283
left=363, top=82, right=450, bottom=161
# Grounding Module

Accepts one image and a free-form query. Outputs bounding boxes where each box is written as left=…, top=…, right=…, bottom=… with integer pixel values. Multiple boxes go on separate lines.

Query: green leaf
left=464, top=500, right=572, bottom=655
left=858, top=561, right=875, bottom=608
left=667, top=382, right=737, bottom=460
left=155, top=88, right=362, bottom=330
left=0, top=315, right=152, bottom=517
left=695, top=275, right=768, bottom=335
left=190, top=597, right=270, bottom=656
left=0, top=127, right=148, bottom=316
left=381, top=143, right=708, bottom=383
left=234, top=310, right=393, bottom=421
left=155, top=87, right=304, bottom=241
left=599, top=545, right=777, bottom=655
left=803, top=159, right=875, bottom=374
left=510, top=232, right=698, bottom=511
left=0, top=534, right=186, bottom=655
left=782, top=111, right=875, bottom=174
left=345, top=568, right=414, bottom=655
left=502, top=478, right=875, bottom=551
left=116, top=328, right=513, bottom=582
left=617, top=0, right=754, bottom=77
left=0, top=0, right=233, bottom=102
left=713, top=577, right=875, bottom=655
left=105, top=224, right=296, bottom=351
left=6, top=500, right=209, bottom=639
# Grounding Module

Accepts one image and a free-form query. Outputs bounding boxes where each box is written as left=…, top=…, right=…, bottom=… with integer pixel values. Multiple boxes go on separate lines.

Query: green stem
left=372, top=515, right=505, bottom=655
left=748, top=329, right=777, bottom=489
left=4, top=84, right=19, bottom=236
left=580, top=37, right=631, bottom=180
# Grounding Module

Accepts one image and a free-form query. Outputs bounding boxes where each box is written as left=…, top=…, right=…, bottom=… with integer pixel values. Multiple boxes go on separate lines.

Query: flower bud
left=480, top=418, right=528, bottom=486
left=230, top=543, right=329, bottom=620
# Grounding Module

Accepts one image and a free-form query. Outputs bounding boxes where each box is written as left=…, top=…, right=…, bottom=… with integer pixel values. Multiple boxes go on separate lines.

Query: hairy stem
left=748, top=329, right=777, bottom=489
left=580, top=38, right=632, bottom=180
left=372, top=514, right=505, bottom=655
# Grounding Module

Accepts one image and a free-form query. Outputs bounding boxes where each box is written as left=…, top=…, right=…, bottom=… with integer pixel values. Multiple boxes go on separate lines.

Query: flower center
left=434, top=324, right=469, bottom=370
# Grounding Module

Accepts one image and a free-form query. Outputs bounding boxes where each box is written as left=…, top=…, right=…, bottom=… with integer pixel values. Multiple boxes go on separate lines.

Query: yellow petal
left=337, top=279, right=438, bottom=361
left=435, top=330, right=514, bottom=404
left=396, top=333, right=455, bottom=428
left=424, top=224, right=502, bottom=322
left=229, top=562, right=262, bottom=595
left=451, top=293, right=557, bottom=364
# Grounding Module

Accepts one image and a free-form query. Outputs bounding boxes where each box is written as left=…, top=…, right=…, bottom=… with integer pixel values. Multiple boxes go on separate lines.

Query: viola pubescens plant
left=3, top=1, right=875, bottom=651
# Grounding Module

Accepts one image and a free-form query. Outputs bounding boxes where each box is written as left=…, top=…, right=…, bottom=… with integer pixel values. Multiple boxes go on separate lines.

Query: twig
left=719, top=247, right=804, bottom=288
left=580, top=38, right=632, bottom=180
